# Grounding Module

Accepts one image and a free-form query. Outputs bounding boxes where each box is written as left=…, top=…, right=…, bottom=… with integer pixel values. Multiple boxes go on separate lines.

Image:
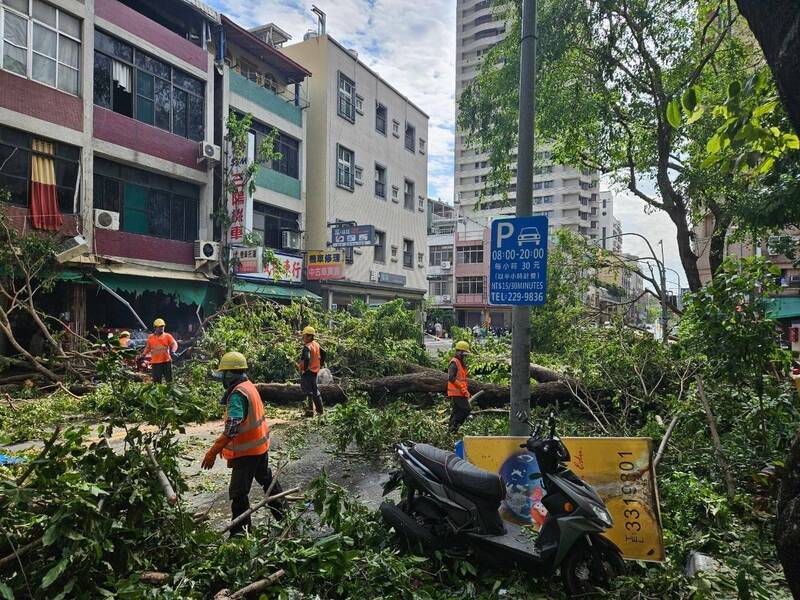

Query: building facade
left=426, top=198, right=456, bottom=312
left=454, top=0, right=603, bottom=327
left=598, top=191, right=623, bottom=253
left=283, top=33, right=429, bottom=309
left=0, top=0, right=317, bottom=346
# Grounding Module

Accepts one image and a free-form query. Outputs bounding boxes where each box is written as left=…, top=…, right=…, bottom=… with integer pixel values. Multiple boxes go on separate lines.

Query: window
left=374, top=230, right=386, bottom=263
left=345, top=246, right=353, bottom=264
left=336, top=144, right=354, bottom=190
left=417, top=252, right=424, bottom=265
left=403, top=179, right=414, bottom=210
left=419, top=138, right=426, bottom=154
left=375, top=102, right=387, bottom=134
left=392, top=119, right=400, bottom=137
left=94, top=30, right=204, bottom=141
left=534, top=165, right=553, bottom=175
left=391, top=245, right=398, bottom=260
left=374, top=163, right=386, bottom=198
left=391, top=185, right=399, bottom=202
left=252, top=202, right=299, bottom=250
left=457, top=244, right=483, bottom=264
left=93, top=158, right=198, bottom=242
left=246, top=116, right=300, bottom=179
left=404, top=122, right=415, bottom=152
left=403, top=238, right=414, bottom=268
left=0, top=124, right=79, bottom=211
left=355, top=94, right=364, bottom=114
left=429, top=244, right=453, bottom=266
left=354, top=165, right=363, bottom=185
left=429, top=278, right=452, bottom=296
left=540, top=195, right=554, bottom=204
left=1, top=0, right=81, bottom=94
left=456, top=276, right=484, bottom=295
left=337, top=71, right=355, bottom=122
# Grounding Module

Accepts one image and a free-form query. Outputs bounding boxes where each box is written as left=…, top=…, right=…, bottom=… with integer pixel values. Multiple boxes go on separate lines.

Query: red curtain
left=30, top=139, right=63, bottom=231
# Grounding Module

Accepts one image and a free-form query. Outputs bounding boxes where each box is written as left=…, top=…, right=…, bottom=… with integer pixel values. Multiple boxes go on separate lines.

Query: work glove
left=201, top=435, right=229, bottom=470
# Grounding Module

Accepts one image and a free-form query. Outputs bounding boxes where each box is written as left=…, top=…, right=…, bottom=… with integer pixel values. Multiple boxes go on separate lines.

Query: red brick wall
left=0, top=71, right=83, bottom=132
left=2, top=203, right=81, bottom=237
left=95, top=0, right=209, bottom=72
left=95, top=229, right=194, bottom=265
left=94, top=107, right=203, bottom=171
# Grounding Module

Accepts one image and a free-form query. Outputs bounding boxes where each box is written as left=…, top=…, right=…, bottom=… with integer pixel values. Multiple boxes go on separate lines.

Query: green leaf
left=706, top=134, right=721, bottom=154
left=686, top=106, right=705, bottom=125
left=0, top=582, right=13, bottom=600
left=41, top=558, right=68, bottom=590
left=752, top=100, right=779, bottom=119
left=666, top=99, right=682, bottom=128
left=784, top=134, right=800, bottom=150
left=728, top=80, right=741, bottom=99
left=681, top=87, right=698, bottom=112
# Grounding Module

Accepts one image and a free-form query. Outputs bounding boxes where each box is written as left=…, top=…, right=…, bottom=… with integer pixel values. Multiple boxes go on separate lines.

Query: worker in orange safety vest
left=447, top=340, right=472, bottom=433
left=201, top=351, right=284, bottom=535
left=297, top=326, right=326, bottom=417
left=141, top=318, right=178, bottom=383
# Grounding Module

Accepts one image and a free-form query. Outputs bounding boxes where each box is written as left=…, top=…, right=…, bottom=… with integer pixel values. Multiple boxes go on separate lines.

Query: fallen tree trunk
left=257, top=371, right=576, bottom=408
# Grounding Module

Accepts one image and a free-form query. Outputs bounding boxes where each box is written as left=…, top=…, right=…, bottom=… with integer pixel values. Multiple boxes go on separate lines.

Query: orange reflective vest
left=145, top=333, right=177, bottom=364
left=222, top=379, right=271, bottom=461
left=448, top=357, right=470, bottom=398
left=303, top=340, right=322, bottom=374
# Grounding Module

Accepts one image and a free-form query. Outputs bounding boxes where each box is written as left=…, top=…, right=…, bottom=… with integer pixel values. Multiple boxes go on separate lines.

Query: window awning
left=93, top=272, right=208, bottom=306
left=767, top=297, right=800, bottom=320
left=233, top=281, right=321, bottom=301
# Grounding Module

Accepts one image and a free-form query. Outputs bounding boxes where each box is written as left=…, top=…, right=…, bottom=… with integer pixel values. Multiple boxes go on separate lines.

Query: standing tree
left=458, top=0, right=759, bottom=291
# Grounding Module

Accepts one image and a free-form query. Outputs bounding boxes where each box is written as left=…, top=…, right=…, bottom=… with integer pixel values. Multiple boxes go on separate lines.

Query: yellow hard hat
left=153, top=318, right=166, bottom=328
left=455, top=341, right=471, bottom=353
left=120, top=331, right=130, bottom=338
left=302, top=326, right=316, bottom=336
left=217, top=351, right=248, bottom=371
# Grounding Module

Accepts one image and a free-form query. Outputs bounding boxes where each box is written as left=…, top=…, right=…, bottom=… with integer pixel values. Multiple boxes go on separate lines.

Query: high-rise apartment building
left=454, top=0, right=603, bottom=328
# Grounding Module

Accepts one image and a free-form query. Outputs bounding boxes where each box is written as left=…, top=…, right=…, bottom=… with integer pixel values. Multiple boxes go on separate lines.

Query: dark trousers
left=448, top=395, right=471, bottom=433
left=151, top=361, right=173, bottom=384
left=228, top=451, right=283, bottom=535
left=300, top=371, right=323, bottom=414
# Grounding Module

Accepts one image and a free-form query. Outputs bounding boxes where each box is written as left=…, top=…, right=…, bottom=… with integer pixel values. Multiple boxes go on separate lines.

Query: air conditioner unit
left=197, top=141, right=221, bottom=164
left=93, top=209, right=119, bottom=230
left=441, top=260, right=451, bottom=270
left=441, top=294, right=451, bottom=302
left=54, top=235, right=89, bottom=264
left=194, top=240, right=220, bottom=261
left=281, top=230, right=302, bottom=251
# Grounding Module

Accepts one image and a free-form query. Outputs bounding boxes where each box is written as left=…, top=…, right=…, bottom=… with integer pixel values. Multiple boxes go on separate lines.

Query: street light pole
left=510, top=0, right=537, bottom=436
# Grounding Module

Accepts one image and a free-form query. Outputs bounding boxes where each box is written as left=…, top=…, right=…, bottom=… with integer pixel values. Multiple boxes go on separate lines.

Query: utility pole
left=510, top=0, right=537, bottom=436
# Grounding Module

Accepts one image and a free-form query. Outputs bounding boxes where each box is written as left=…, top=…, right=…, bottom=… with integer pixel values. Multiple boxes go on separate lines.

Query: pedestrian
left=201, top=352, right=283, bottom=535
left=298, top=326, right=326, bottom=416
left=142, top=318, right=178, bottom=383
left=119, top=331, right=131, bottom=348
left=434, top=322, right=443, bottom=338
left=447, top=340, right=472, bottom=433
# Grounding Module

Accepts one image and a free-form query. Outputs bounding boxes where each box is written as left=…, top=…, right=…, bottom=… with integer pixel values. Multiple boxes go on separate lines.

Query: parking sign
left=489, top=216, right=548, bottom=305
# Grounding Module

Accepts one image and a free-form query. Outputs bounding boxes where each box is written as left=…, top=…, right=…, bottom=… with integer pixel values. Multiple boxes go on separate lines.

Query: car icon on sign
left=517, top=227, right=541, bottom=246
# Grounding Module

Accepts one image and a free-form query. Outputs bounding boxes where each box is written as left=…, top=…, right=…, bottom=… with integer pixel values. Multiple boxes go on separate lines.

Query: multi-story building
left=283, top=31, right=429, bottom=309
left=454, top=0, right=602, bottom=327
left=0, top=0, right=316, bottom=346
left=599, top=191, right=623, bottom=253
left=426, top=198, right=456, bottom=312
left=217, top=17, right=317, bottom=301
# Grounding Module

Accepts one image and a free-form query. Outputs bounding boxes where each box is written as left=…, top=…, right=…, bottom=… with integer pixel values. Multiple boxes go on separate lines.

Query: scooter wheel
left=380, top=501, right=442, bottom=551
left=561, top=537, right=624, bottom=597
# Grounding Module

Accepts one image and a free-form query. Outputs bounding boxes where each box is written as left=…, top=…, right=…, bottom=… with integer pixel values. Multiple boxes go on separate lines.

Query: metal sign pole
left=510, top=0, right=538, bottom=436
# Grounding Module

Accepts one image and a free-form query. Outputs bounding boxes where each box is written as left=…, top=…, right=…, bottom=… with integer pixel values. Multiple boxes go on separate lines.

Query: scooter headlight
left=592, top=505, right=613, bottom=526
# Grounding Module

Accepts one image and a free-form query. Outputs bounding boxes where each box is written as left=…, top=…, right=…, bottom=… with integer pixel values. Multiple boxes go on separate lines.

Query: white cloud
left=209, top=0, right=456, bottom=201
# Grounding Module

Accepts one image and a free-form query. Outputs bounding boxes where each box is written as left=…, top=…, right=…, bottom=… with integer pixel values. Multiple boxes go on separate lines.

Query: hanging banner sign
left=307, top=250, right=344, bottom=280
left=232, top=246, right=262, bottom=274
left=331, top=225, right=375, bottom=248
left=463, top=436, right=664, bottom=562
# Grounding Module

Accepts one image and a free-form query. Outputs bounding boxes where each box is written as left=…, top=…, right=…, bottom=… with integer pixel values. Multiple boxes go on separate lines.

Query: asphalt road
left=424, top=334, right=452, bottom=358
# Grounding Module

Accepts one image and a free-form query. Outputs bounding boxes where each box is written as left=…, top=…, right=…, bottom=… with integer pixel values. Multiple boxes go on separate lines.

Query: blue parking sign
left=489, top=216, right=548, bottom=305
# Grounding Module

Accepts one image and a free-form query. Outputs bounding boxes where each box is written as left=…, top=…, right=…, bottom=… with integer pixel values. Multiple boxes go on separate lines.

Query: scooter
left=380, top=411, right=625, bottom=596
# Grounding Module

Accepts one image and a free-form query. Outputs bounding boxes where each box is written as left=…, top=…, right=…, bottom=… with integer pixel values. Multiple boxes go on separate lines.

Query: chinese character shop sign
left=227, top=132, right=255, bottom=245
left=262, top=252, right=303, bottom=284
left=331, top=225, right=375, bottom=248
left=489, top=216, right=548, bottom=305
left=232, top=246, right=261, bottom=274
left=307, top=250, right=344, bottom=280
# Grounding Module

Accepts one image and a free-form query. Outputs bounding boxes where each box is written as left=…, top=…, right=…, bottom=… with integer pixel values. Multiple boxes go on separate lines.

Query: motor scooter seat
left=411, top=443, right=506, bottom=502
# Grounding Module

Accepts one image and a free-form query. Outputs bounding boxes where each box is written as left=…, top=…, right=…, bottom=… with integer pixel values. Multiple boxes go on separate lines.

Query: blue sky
left=208, top=0, right=686, bottom=287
